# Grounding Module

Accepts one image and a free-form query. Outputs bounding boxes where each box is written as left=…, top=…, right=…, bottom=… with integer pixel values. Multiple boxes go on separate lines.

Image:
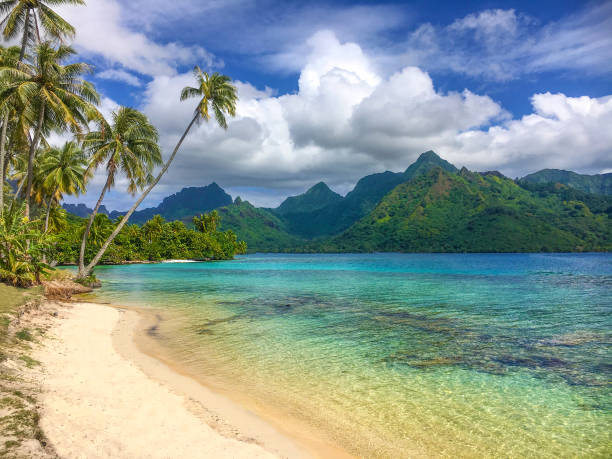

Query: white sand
left=34, top=302, right=287, bottom=459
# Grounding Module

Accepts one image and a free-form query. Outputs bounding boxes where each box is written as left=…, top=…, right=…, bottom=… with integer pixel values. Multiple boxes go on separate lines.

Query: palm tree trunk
left=14, top=175, right=24, bottom=200
left=24, top=101, right=45, bottom=219
left=78, top=115, right=198, bottom=279
left=0, top=112, right=7, bottom=214
left=44, top=186, right=58, bottom=232
left=42, top=186, right=58, bottom=264
left=78, top=173, right=112, bottom=274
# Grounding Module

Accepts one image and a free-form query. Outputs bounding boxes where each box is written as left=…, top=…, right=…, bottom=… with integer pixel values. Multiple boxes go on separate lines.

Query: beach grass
left=0, top=283, right=50, bottom=458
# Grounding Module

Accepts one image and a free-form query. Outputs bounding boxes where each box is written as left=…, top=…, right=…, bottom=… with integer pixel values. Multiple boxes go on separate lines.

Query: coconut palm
left=141, top=214, right=164, bottom=243
left=84, top=213, right=113, bottom=249
left=0, top=0, right=84, bottom=60
left=76, top=67, right=238, bottom=280
left=38, top=141, right=88, bottom=231
left=78, top=106, right=162, bottom=272
left=0, top=43, right=99, bottom=218
left=0, top=45, right=20, bottom=213
left=45, top=203, right=66, bottom=233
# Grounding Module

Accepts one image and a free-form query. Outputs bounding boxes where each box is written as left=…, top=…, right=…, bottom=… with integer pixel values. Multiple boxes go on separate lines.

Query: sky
left=24, top=0, right=612, bottom=209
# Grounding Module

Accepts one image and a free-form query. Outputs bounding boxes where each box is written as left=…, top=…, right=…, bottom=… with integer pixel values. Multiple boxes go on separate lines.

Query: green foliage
left=192, top=210, right=220, bottom=233
left=323, top=168, right=612, bottom=253
left=15, top=329, right=32, bottom=342
left=56, top=210, right=247, bottom=264
left=113, top=183, right=233, bottom=225
left=270, top=150, right=460, bottom=238
left=521, top=169, right=612, bottom=196
left=74, top=272, right=98, bottom=287
left=180, top=67, right=238, bottom=128
left=275, top=182, right=342, bottom=216
left=84, top=106, right=162, bottom=195
left=216, top=154, right=611, bottom=254
left=0, top=0, right=85, bottom=45
left=218, top=199, right=303, bottom=252
left=0, top=203, right=51, bottom=286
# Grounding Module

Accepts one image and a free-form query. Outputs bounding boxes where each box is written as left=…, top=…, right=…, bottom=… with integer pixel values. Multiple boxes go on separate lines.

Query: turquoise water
left=89, top=253, right=611, bottom=457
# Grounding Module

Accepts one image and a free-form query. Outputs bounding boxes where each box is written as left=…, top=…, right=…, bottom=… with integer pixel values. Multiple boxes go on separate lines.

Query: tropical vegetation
left=0, top=0, right=243, bottom=288
left=215, top=153, right=611, bottom=253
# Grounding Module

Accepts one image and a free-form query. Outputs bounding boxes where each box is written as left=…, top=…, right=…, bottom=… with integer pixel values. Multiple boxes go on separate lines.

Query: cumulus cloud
left=106, top=30, right=610, bottom=210
left=57, top=0, right=217, bottom=77
left=446, top=93, right=612, bottom=176
left=45, top=2, right=611, bottom=209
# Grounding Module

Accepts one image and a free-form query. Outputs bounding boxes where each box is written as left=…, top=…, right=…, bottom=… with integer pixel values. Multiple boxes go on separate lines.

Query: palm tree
left=38, top=141, right=88, bottom=231
left=76, top=67, right=238, bottom=280
left=0, top=43, right=99, bottom=219
left=142, top=214, right=165, bottom=243
left=0, top=45, right=20, bottom=213
left=78, top=106, right=162, bottom=272
left=0, top=0, right=83, bottom=212
left=0, top=0, right=84, bottom=60
left=85, top=213, right=113, bottom=249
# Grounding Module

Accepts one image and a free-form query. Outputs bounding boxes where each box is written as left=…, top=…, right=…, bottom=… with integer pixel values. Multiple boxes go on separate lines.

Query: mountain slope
left=277, top=150, right=456, bottom=238
left=218, top=198, right=304, bottom=252
left=275, top=182, right=342, bottom=215
left=63, top=203, right=110, bottom=218
left=326, top=167, right=611, bottom=253
left=110, top=183, right=232, bottom=224
left=403, top=150, right=457, bottom=178
left=521, top=169, right=612, bottom=196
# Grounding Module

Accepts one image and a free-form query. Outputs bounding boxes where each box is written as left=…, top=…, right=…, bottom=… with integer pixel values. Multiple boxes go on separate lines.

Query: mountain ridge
left=61, top=151, right=611, bottom=253
left=520, top=169, right=612, bottom=196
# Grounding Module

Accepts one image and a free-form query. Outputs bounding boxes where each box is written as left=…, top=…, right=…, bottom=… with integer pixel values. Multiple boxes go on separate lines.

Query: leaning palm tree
left=0, top=0, right=84, bottom=60
left=38, top=141, right=88, bottom=231
left=76, top=67, right=238, bottom=280
left=78, top=106, right=162, bottom=273
left=0, top=43, right=99, bottom=218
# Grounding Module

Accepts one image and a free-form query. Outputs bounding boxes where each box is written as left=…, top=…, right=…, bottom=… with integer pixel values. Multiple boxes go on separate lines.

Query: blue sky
left=44, top=0, right=612, bottom=209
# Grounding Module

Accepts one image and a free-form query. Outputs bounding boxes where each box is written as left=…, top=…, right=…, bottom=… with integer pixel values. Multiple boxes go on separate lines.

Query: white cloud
left=396, top=4, right=612, bottom=81
left=48, top=2, right=611, bottom=210
left=57, top=0, right=217, bottom=77
left=446, top=93, right=612, bottom=176
left=111, top=30, right=611, bottom=210
left=96, top=69, right=142, bottom=87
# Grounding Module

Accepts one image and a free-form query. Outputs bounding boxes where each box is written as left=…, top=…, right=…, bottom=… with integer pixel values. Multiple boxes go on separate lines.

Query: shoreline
left=33, top=300, right=351, bottom=458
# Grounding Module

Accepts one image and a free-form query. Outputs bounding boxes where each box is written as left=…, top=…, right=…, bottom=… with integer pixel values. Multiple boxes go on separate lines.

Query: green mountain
left=62, top=151, right=611, bottom=254
left=62, top=203, right=111, bottom=218
left=521, top=169, right=612, bottom=196
left=275, top=182, right=342, bottom=215
left=275, top=150, right=456, bottom=238
left=404, top=150, right=457, bottom=178
left=324, top=167, right=611, bottom=253
left=109, top=183, right=232, bottom=224
left=218, top=198, right=304, bottom=252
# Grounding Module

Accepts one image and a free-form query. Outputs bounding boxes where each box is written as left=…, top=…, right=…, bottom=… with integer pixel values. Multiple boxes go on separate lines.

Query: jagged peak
left=404, top=150, right=458, bottom=178
left=307, top=181, right=333, bottom=193
left=416, top=150, right=441, bottom=161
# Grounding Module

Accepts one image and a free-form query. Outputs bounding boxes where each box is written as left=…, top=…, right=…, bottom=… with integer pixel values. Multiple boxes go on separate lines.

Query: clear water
left=87, top=253, right=611, bottom=457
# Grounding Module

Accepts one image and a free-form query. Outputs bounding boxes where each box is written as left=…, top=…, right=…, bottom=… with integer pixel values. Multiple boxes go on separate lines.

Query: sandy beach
left=32, top=302, right=313, bottom=459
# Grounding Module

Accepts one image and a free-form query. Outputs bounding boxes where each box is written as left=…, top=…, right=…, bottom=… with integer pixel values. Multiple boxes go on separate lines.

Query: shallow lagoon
left=90, top=253, right=612, bottom=457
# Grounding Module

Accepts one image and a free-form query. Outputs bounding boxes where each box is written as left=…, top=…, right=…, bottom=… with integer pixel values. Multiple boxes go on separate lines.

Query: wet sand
left=34, top=301, right=343, bottom=458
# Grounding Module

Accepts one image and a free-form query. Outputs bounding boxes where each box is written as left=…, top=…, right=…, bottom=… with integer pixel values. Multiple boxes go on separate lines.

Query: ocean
left=86, top=253, right=611, bottom=457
